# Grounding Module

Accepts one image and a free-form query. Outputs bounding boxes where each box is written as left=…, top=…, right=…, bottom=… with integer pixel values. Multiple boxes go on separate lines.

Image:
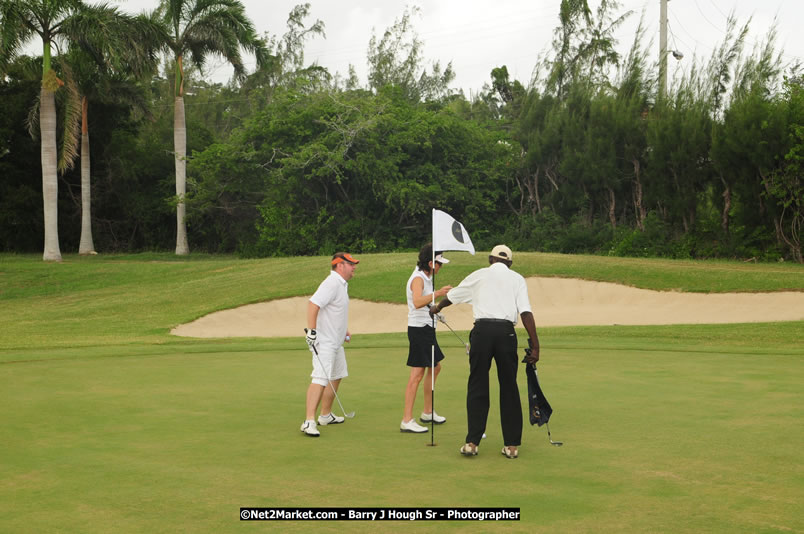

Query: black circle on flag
left=451, top=221, right=465, bottom=243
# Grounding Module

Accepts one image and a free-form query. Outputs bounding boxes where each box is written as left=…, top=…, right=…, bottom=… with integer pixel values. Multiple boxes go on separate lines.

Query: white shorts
left=310, top=344, right=348, bottom=386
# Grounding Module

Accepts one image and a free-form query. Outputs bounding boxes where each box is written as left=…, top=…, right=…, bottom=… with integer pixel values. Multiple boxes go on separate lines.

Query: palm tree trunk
left=79, top=96, right=95, bottom=254
left=41, top=88, right=62, bottom=261
left=174, top=95, right=189, bottom=255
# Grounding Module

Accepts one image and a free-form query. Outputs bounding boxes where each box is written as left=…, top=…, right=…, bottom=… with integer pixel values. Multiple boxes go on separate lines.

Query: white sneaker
left=420, top=411, right=446, bottom=424
left=300, top=420, right=320, bottom=437
left=318, top=413, right=344, bottom=425
left=400, top=419, right=429, bottom=433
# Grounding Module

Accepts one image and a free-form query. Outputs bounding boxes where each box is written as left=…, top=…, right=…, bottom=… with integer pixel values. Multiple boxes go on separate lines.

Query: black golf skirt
left=407, top=325, right=445, bottom=367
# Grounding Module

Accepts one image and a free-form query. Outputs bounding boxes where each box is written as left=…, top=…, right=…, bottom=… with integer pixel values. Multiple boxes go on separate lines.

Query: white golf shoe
left=318, top=413, right=344, bottom=425
left=300, top=420, right=320, bottom=437
left=400, top=419, right=429, bottom=433
left=420, top=411, right=446, bottom=424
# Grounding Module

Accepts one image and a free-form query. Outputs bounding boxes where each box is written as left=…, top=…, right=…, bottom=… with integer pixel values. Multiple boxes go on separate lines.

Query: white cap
left=490, top=245, right=513, bottom=261
left=434, top=254, right=450, bottom=264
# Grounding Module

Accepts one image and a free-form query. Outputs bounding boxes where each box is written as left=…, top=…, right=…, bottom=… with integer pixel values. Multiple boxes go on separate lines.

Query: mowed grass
left=1, top=250, right=803, bottom=353
left=1, top=252, right=803, bottom=533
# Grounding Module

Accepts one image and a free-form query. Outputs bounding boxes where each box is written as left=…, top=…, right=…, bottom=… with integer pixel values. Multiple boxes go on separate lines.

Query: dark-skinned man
left=430, top=245, right=539, bottom=459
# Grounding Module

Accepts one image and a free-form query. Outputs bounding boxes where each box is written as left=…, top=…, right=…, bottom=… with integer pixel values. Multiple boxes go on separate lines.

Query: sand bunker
left=171, top=278, right=804, bottom=338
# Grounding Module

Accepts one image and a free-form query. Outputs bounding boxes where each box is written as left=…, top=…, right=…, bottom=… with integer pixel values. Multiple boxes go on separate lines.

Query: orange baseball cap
left=331, top=253, right=359, bottom=265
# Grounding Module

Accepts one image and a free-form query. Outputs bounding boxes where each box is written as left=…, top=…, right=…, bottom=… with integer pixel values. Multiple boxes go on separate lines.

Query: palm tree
left=60, top=15, right=160, bottom=256
left=156, top=0, right=268, bottom=255
left=77, top=73, right=96, bottom=255
left=0, top=0, right=144, bottom=261
left=63, top=49, right=155, bottom=255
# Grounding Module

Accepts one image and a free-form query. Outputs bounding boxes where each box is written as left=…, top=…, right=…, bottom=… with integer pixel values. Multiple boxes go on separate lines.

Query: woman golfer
left=400, top=244, right=452, bottom=433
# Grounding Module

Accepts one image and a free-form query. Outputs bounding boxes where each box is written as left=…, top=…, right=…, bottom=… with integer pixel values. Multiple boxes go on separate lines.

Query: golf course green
left=1, top=252, right=802, bottom=533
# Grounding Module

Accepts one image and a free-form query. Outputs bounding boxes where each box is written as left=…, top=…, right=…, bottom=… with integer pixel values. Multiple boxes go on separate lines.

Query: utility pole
left=659, top=0, right=668, bottom=100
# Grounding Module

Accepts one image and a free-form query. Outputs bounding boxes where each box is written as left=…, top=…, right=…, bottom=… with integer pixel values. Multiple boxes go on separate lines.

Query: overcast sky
left=32, top=1, right=804, bottom=94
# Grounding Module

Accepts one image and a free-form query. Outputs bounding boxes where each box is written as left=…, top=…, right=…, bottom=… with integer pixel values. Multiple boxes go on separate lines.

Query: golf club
left=546, top=422, right=563, bottom=446
left=436, top=314, right=470, bottom=354
left=306, top=330, right=355, bottom=418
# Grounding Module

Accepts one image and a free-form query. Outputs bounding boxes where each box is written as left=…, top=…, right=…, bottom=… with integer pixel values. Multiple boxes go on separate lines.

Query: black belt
left=474, top=318, right=513, bottom=324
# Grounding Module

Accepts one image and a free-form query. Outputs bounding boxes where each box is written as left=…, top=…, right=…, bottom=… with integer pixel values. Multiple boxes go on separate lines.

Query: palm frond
left=25, top=89, right=41, bottom=140
left=58, top=4, right=127, bottom=67
left=178, top=0, right=263, bottom=80
left=126, top=12, right=170, bottom=76
left=0, top=0, right=37, bottom=73
left=56, top=62, right=82, bottom=174
left=104, top=76, right=154, bottom=121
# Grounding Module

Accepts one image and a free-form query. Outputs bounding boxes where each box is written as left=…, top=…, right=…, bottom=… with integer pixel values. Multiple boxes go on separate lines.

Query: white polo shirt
left=446, top=262, right=532, bottom=324
left=310, top=270, right=349, bottom=346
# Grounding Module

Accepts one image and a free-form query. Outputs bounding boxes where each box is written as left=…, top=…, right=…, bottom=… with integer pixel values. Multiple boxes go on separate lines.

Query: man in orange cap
left=301, top=252, right=359, bottom=437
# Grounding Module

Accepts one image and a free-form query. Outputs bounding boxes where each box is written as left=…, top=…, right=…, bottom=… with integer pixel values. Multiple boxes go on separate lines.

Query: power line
left=668, top=10, right=713, bottom=57
left=677, top=0, right=800, bottom=64
left=706, top=0, right=730, bottom=20
left=693, top=0, right=726, bottom=34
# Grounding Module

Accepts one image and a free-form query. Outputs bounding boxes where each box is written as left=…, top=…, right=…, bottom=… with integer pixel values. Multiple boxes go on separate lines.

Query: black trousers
left=465, top=321, right=522, bottom=446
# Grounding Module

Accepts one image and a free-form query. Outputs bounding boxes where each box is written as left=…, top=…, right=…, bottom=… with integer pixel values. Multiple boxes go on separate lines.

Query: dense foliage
left=1, top=1, right=802, bottom=261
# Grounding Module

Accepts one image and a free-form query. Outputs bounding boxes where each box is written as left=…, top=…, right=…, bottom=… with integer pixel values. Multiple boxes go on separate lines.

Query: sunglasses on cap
left=331, top=253, right=359, bottom=266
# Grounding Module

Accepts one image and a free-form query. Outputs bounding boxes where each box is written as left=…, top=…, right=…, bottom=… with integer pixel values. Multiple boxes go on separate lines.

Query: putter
left=436, top=314, right=470, bottom=355
left=306, top=330, right=355, bottom=418
left=546, top=422, right=563, bottom=446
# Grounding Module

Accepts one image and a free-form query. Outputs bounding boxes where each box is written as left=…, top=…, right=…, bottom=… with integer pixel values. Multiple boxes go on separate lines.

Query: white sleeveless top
left=406, top=267, right=435, bottom=327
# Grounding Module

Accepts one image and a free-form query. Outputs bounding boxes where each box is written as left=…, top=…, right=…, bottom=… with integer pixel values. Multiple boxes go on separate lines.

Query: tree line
left=1, top=1, right=802, bottom=262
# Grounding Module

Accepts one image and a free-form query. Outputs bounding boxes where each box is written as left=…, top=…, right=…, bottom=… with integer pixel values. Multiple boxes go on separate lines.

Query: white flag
left=432, top=209, right=475, bottom=254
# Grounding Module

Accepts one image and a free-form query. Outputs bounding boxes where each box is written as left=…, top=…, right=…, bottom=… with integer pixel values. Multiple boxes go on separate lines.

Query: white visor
left=434, top=254, right=450, bottom=264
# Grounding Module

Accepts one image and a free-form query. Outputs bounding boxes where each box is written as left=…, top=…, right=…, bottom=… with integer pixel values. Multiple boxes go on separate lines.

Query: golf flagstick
left=427, top=246, right=437, bottom=447
left=430, top=209, right=475, bottom=448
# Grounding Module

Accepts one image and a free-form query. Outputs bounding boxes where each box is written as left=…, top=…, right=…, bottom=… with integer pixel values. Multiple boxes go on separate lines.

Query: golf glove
left=304, top=328, right=317, bottom=351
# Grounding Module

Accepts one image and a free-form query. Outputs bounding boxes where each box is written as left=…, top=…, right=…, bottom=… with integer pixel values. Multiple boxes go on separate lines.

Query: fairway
left=1, top=253, right=802, bottom=532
